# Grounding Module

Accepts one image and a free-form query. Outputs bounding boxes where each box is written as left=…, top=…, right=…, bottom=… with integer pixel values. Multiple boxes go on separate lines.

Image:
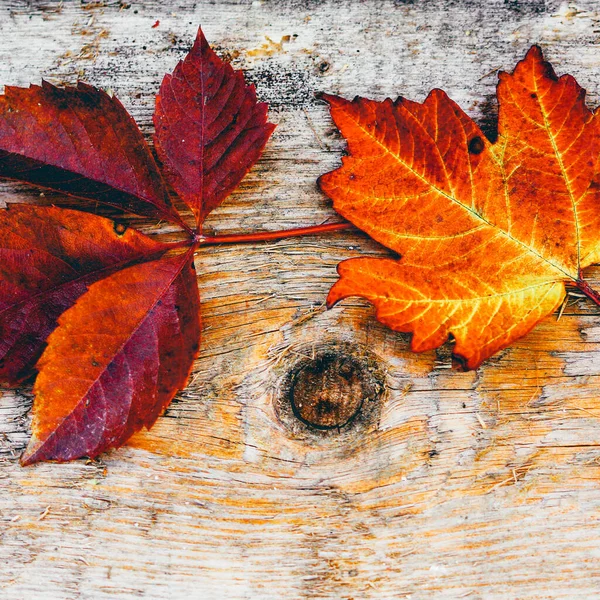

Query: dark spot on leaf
left=530, top=92, right=537, bottom=99
left=113, top=222, right=127, bottom=236
left=468, top=136, right=484, bottom=155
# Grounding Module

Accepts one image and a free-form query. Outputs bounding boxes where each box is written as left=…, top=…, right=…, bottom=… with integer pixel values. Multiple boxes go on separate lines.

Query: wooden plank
left=2, top=0, right=600, bottom=597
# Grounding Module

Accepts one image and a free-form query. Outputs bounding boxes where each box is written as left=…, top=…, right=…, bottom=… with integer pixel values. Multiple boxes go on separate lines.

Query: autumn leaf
left=154, top=29, right=276, bottom=225
left=320, top=46, right=600, bottom=369
left=0, top=81, right=186, bottom=228
left=21, top=251, right=199, bottom=465
left=0, top=27, right=274, bottom=463
left=0, top=204, right=168, bottom=385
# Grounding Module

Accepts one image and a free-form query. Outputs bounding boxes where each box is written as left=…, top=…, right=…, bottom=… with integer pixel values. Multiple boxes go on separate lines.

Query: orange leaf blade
left=320, top=46, right=600, bottom=367
left=21, top=251, right=200, bottom=465
left=497, top=45, right=600, bottom=273
left=318, top=91, right=508, bottom=265
left=328, top=258, right=565, bottom=370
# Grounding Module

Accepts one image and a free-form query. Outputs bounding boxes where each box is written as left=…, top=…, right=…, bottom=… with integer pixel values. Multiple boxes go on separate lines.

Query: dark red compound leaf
left=0, top=204, right=168, bottom=385
left=154, top=28, right=276, bottom=227
left=0, top=27, right=278, bottom=465
left=0, top=81, right=186, bottom=227
left=21, top=250, right=200, bottom=465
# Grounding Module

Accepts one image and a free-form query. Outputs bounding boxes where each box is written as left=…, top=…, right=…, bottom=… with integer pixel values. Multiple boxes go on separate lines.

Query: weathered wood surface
left=3, top=0, right=600, bottom=597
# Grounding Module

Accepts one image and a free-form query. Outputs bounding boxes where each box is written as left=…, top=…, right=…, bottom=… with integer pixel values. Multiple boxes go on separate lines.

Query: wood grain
left=2, top=1, right=600, bottom=598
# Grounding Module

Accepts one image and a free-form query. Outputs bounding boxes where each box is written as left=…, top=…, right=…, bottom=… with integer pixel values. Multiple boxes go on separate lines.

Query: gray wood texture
left=2, top=0, right=600, bottom=598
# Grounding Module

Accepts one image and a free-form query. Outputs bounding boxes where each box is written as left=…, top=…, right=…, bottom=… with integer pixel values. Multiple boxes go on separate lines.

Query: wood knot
left=276, top=344, right=385, bottom=439
left=290, top=354, right=365, bottom=428
left=274, top=343, right=385, bottom=443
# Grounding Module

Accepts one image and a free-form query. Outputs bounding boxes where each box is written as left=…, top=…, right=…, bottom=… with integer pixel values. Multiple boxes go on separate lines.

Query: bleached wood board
left=2, top=0, right=600, bottom=598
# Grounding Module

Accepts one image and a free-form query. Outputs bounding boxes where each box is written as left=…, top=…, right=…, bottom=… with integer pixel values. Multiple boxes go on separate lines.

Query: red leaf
left=21, top=250, right=200, bottom=465
left=0, top=204, right=167, bottom=385
left=153, top=28, right=276, bottom=226
left=0, top=28, right=277, bottom=464
left=0, top=81, right=185, bottom=226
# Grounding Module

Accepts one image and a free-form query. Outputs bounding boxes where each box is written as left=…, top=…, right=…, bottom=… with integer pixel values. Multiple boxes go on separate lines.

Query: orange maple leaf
left=320, top=46, right=600, bottom=369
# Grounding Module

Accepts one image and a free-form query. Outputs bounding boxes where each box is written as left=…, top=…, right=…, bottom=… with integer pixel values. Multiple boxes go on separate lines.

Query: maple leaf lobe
left=321, top=45, right=600, bottom=369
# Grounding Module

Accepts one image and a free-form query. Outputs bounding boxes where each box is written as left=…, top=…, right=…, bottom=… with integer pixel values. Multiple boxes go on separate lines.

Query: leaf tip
left=319, top=92, right=347, bottom=108
left=265, top=120, right=277, bottom=135
left=525, top=44, right=544, bottom=62
left=326, top=263, right=352, bottom=309
left=325, top=288, right=342, bottom=310
left=19, top=438, right=41, bottom=466
left=19, top=454, right=35, bottom=467
left=426, top=88, right=449, bottom=101
left=316, top=172, right=326, bottom=190
left=193, top=26, right=210, bottom=51
left=515, top=44, right=559, bottom=82
left=317, top=170, right=335, bottom=196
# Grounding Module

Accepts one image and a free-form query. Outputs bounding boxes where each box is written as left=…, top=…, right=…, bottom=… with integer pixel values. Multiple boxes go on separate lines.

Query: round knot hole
left=290, top=353, right=371, bottom=429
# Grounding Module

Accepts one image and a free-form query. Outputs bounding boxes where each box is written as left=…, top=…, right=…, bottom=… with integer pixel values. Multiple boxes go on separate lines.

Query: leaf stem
left=576, top=278, right=600, bottom=307
left=196, top=222, right=353, bottom=246
left=167, top=239, right=197, bottom=251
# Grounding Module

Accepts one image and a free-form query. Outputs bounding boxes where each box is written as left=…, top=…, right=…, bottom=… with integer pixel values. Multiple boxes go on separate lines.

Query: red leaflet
left=0, top=205, right=167, bottom=385
left=154, top=29, right=276, bottom=226
left=21, top=252, right=199, bottom=465
left=0, top=28, right=274, bottom=463
left=0, top=81, right=185, bottom=227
